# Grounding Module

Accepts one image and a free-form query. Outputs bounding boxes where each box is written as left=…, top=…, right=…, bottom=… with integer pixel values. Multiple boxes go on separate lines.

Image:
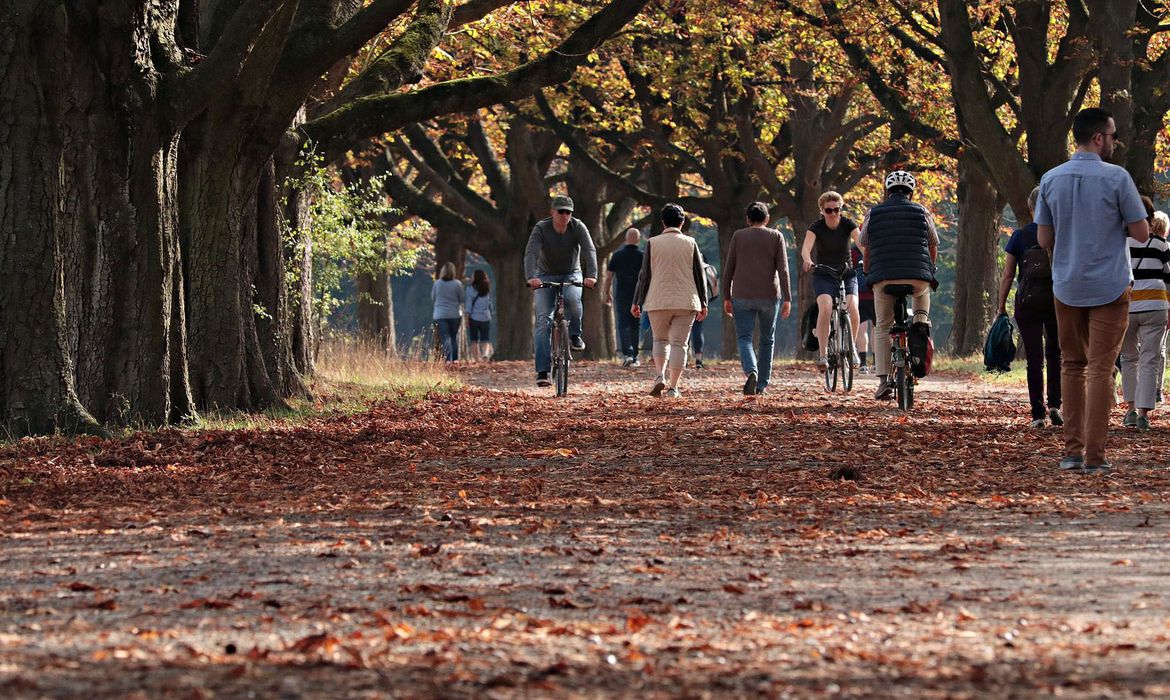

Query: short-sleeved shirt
left=808, top=217, right=859, bottom=272
left=607, top=244, right=643, bottom=303
left=1034, top=152, right=1147, bottom=307
left=1004, top=222, right=1040, bottom=280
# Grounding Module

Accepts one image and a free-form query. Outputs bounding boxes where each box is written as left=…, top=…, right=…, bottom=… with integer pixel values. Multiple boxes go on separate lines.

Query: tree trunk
left=950, top=153, right=1003, bottom=355
left=789, top=218, right=814, bottom=360
left=356, top=268, right=396, bottom=352
left=434, top=228, right=468, bottom=278
left=256, top=158, right=311, bottom=397
left=282, top=178, right=316, bottom=376
left=180, top=118, right=284, bottom=412
left=1, top=1, right=195, bottom=435
left=579, top=286, right=611, bottom=360
left=717, top=217, right=741, bottom=358
left=487, top=254, right=532, bottom=360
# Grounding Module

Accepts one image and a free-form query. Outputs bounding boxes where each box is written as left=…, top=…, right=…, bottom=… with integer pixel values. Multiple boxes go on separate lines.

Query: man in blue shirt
left=1036, top=107, right=1150, bottom=474
left=603, top=228, right=644, bottom=366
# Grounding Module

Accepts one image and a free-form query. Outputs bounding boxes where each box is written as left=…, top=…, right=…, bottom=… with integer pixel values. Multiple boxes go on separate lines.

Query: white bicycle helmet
left=884, top=170, right=916, bottom=192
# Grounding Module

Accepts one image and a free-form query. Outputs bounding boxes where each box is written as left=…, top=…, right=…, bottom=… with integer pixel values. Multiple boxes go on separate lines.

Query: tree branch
left=534, top=91, right=720, bottom=219
left=465, top=113, right=512, bottom=205
left=400, top=124, right=500, bottom=224
left=380, top=150, right=480, bottom=241
left=165, top=0, right=288, bottom=125
left=732, top=94, right=800, bottom=219
left=314, top=0, right=452, bottom=118
left=303, top=0, right=651, bottom=159
left=313, top=0, right=418, bottom=82
left=451, top=0, right=516, bottom=27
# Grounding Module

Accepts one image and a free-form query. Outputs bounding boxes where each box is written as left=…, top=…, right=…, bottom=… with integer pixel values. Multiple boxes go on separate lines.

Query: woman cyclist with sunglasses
left=801, top=191, right=862, bottom=372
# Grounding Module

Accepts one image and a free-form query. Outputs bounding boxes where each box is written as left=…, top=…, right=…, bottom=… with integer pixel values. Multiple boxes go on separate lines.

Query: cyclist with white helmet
left=859, top=171, right=939, bottom=400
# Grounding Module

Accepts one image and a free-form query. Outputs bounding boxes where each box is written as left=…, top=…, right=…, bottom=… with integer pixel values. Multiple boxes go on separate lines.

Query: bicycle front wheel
left=555, top=320, right=570, bottom=397
left=824, top=328, right=837, bottom=392
left=840, top=313, right=854, bottom=393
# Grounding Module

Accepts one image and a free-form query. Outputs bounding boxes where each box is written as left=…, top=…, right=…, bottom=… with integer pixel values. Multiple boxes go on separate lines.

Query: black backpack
left=983, top=313, right=1017, bottom=373
left=1015, top=246, right=1053, bottom=312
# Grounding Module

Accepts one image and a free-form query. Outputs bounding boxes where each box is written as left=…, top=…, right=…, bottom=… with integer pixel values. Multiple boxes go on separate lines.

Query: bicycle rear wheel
left=895, top=362, right=912, bottom=410
left=555, top=319, right=570, bottom=397
left=840, top=313, right=854, bottom=392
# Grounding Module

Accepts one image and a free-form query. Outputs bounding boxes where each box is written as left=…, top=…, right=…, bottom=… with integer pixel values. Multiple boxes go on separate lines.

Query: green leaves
left=285, top=148, right=421, bottom=326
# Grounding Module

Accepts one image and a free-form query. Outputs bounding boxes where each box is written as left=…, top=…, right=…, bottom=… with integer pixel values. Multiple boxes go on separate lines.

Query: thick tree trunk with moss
left=950, top=154, right=1003, bottom=356
left=180, top=113, right=285, bottom=412
left=0, top=0, right=196, bottom=436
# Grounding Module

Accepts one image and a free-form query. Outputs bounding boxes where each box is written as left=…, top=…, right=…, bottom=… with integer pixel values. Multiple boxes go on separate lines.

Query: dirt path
left=2, top=361, right=1169, bottom=698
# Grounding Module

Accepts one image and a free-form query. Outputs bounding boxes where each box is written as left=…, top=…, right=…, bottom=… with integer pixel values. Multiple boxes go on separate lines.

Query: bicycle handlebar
left=533, top=281, right=584, bottom=289
left=811, top=264, right=852, bottom=279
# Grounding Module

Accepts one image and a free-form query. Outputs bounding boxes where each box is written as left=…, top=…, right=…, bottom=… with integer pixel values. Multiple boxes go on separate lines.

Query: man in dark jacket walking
left=859, top=171, right=939, bottom=400
left=603, top=227, right=644, bottom=366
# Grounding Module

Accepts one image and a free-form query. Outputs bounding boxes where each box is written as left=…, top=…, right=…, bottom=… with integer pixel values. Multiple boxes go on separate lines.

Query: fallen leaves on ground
left=1, top=361, right=1169, bottom=698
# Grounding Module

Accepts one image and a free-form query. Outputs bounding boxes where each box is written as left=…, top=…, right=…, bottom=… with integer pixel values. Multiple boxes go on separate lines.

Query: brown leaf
left=548, top=596, right=590, bottom=609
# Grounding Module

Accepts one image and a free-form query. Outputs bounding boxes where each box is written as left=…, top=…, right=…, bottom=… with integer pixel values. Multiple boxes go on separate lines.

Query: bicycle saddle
left=883, top=284, right=915, bottom=298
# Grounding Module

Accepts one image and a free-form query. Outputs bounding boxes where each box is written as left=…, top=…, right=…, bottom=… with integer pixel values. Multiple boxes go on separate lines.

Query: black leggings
left=1015, top=306, right=1061, bottom=419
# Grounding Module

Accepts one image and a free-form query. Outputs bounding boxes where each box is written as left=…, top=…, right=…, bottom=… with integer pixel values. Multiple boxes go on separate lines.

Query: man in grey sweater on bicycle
left=524, top=195, right=598, bottom=387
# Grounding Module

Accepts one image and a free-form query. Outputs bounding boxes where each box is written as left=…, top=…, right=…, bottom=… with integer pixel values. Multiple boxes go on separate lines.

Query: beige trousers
left=648, top=309, right=697, bottom=376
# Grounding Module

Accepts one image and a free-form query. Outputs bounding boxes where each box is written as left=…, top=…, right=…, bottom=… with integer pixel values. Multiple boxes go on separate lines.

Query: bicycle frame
left=536, top=281, right=582, bottom=397
left=813, top=264, right=854, bottom=392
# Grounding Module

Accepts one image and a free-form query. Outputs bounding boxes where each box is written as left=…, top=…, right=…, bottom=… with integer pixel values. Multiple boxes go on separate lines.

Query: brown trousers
left=1054, top=291, right=1130, bottom=464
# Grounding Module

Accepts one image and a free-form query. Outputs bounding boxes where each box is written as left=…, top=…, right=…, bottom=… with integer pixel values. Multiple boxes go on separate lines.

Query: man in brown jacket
left=722, top=202, right=793, bottom=395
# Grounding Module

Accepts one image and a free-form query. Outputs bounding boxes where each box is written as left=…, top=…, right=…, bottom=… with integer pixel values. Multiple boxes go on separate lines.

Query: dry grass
left=313, top=336, right=459, bottom=396
left=194, top=337, right=459, bottom=432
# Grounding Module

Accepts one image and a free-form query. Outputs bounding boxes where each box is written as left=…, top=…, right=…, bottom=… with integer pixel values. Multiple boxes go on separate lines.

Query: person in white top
left=631, top=204, right=708, bottom=398
left=1120, top=205, right=1170, bottom=431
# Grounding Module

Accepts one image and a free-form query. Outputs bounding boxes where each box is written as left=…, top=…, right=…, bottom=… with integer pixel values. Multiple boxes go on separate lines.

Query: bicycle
left=882, top=284, right=917, bottom=410
left=535, top=281, right=582, bottom=397
left=813, top=264, right=855, bottom=393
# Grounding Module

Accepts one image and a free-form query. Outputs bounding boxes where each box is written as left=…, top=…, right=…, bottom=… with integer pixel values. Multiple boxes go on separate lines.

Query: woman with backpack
left=997, top=187, right=1062, bottom=429
left=466, top=269, right=493, bottom=362
left=1119, top=207, right=1170, bottom=432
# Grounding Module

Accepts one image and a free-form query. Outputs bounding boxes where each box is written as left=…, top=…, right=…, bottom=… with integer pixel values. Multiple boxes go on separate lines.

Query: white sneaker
left=816, top=356, right=829, bottom=370
left=665, top=387, right=681, bottom=398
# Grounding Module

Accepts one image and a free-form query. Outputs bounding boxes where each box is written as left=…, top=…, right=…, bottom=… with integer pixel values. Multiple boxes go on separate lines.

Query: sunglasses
left=1102, top=131, right=1120, bottom=141
left=823, top=206, right=842, bottom=214
left=556, top=209, right=572, bottom=215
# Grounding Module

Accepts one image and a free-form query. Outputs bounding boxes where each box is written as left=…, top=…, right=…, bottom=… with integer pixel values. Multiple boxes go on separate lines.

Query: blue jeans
left=533, top=273, right=583, bottom=373
left=615, top=299, right=640, bottom=359
left=690, top=317, right=705, bottom=355
left=435, top=317, right=460, bottom=361
left=733, top=298, right=780, bottom=388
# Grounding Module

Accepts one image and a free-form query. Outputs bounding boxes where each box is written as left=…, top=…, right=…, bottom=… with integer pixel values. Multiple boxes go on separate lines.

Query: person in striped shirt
left=1120, top=205, right=1170, bottom=432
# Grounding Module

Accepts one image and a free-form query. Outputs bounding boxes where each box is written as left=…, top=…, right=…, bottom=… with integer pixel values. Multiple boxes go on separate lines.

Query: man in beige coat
left=632, top=204, right=708, bottom=397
